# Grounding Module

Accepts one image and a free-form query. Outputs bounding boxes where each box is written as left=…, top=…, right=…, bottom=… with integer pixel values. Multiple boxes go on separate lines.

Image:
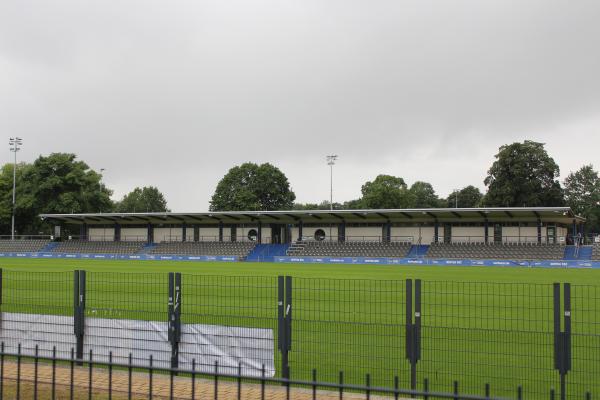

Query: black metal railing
left=0, top=343, right=567, bottom=400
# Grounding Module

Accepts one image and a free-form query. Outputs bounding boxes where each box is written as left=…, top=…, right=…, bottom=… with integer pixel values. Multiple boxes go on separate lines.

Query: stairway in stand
left=564, top=245, right=592, bottom=260
left=245, top=243, right=291, bottom=262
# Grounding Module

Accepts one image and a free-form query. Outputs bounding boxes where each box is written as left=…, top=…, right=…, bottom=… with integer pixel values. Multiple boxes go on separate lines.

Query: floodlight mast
left=9, top=137, right=23, bottom=240
left=326, top=155, right=338, bottom=211
left=455, top=189, right=459, bottom=208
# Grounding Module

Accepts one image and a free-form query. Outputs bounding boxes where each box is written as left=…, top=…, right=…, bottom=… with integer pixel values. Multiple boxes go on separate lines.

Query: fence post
left=73, top=270, right=86, bottom=364
left=405, top=279, right=413, bottom=370
left=168, top=272, right=182, bottom=370
left=0, top=268, right=3, bottom=330
left=553, top=283, right=560, bottom=371
left=285, top=276, right=293, bottom=353
left=405, top=279, right=422, bottom=394
left=277, top=276, right=292, bottom=381
left=553, top=283, right=572, bottom=400
left=414, top=279, right=422, bottom=378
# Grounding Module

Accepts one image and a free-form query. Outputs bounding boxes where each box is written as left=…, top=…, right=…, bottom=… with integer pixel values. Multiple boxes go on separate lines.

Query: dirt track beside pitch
left=1, top=361, right=387, bottom=400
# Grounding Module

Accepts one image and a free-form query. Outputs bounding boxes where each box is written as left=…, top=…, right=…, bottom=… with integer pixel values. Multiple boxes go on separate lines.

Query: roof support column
left=147, top=223, right=154, bottom=244
left=484, top=220, right=489, bottom=244
left=537, top=218, right=542, bottom=244
left=53, top=225, right=61, bottom=241
left=218, top=222, right=224, bottom=242
left=80, top=223, right=88, bottom=241
left=434, top=220, right=439, bottom=244
left=298, top=220, right=303, bottom=241
left=285, top=224, right=292, bottom=244
left=114, top=223, right=121, bottom=242
left=193, top=225, right=199, bottom=242
left=182, top=223, right=187, bottom=242
left=338, top=221, right=346, bottom=243
left=257, top=221, right=262, bottom=243
left=382, top=221, right=391, bottom=243
left=572, top=219, right=577, bottom=240
left=231, top=226, right=237, bottom=242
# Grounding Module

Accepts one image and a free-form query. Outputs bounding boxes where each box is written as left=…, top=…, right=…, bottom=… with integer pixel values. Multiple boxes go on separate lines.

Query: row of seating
left=0, top=240, right=49, bottom=252
left=426, top=243, right=566, bottom=260
left=150, top=242, right=256, bottom=257
left=51, top=241, right=146, bottom=254
left=287, top=241, right=412, bottom=257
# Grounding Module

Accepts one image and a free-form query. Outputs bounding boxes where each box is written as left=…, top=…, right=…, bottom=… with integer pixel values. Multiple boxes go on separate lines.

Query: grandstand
left=32, top=207, right=591, bottom=262
left=0, top=239, right=49, bottom=253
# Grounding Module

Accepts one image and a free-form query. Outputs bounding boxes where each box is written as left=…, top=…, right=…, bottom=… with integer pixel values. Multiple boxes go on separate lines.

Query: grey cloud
left=1, top=0, right=599, bottom=210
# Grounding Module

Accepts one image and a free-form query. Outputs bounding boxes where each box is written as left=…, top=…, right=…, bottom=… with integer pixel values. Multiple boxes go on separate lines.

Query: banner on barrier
left=273, top=256, right=600, bottom=268
left=0, top=252, right=239, bottom=262
left=1, top=251, right=599, bottom=268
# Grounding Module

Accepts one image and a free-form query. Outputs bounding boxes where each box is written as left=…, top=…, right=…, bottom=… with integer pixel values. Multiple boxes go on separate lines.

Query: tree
left=293, top=199, right=364, bottom=210
left=26, top=153, right=113, bottom=215
left=360, top=175, right=411, bottom=209
left=210, top=163, right=296, bottom=211
left=0, top=162, right=35, bottom=234
left=408, top=181, right=441, bottom=208
left=484, top=141, right=564, bottom=207
left=0, top=153, right=113, bottom=234
left=116, top=186, right=170, bottom=212
left=293, top=200, right=344, bottom=210
left=564, top=165, right=600, bottom=233
left=446, top=186, right=484, bottom=208
left=342, top=199, right=364, bottom=209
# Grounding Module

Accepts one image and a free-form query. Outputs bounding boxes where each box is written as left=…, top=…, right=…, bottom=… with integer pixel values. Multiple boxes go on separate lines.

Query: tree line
left=1, top=141, right=598, bottom=235
left=0, top=153, right=169, bottom=235
left=210, top=141, right=600, bottom=232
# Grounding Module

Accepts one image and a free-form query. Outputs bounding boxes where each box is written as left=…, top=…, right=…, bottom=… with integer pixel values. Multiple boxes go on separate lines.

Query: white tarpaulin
left=179, top=323, right=276, bottom=376
left=83, top=317, right=172, bottom=368
left=0, top=312, right=275, bottom=377
left=0, top=312, right=75, bottom=358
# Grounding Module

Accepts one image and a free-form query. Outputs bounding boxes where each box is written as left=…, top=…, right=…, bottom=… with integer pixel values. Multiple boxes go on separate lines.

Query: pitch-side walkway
left=1, top=361, right=391, bottom=400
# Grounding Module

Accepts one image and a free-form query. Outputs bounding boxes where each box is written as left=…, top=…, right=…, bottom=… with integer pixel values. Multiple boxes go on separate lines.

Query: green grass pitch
left=0, top=258, right=598, bottom=399
left=1, top=257, right=600, bottom=282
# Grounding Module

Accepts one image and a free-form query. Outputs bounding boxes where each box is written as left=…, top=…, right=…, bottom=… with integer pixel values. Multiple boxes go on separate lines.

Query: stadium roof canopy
left=40, top=207, right=584, bottom=225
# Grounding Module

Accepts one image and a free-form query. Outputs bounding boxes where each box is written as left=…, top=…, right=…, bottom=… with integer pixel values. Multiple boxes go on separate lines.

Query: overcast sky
left=1, top=0, right=599, bottom=211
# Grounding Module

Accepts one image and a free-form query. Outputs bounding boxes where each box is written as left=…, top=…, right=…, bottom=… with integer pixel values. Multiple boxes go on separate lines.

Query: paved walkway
left=1, top=361, right=388, bottom=400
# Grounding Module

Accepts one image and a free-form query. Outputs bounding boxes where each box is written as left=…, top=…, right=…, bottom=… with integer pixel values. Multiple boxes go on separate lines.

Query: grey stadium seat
left=286, top=241, right=412, bottom=258
left=425, top=242, right=565, bottom=260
